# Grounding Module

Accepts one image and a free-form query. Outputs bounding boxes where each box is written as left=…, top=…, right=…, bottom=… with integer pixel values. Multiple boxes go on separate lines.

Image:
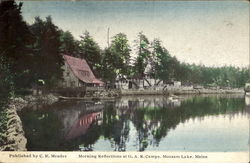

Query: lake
left=18, top=95, right=249, bottom=152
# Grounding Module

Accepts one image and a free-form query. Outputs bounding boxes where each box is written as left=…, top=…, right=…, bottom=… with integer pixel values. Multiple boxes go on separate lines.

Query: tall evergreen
left=79, top=31, right=102, bottom=77
left=109, top=33, right=131, bottom=77
left=59, top=30, right=80, bottom=57
left=0, top=0, right=33, bottom=88
left=133, top=32, right=151, bottom=79
left=29, top=16, right=63, bottom=88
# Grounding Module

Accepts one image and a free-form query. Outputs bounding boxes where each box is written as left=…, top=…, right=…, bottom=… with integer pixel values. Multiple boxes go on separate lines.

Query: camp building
left=60, top=54, right=103, bottom=88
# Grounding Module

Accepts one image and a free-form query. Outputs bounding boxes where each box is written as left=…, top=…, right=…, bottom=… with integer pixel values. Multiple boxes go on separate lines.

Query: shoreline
left=0, top=94, right=59, bottom=151
left=57, top=88, right=245, bottom=101
left=0, top=104, right=27, bottom=151
left=121, top=88, right=244, bottom=96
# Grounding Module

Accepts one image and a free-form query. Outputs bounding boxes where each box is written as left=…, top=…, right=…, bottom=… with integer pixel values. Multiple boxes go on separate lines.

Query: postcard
left=0, top=0, right=249, bottom=163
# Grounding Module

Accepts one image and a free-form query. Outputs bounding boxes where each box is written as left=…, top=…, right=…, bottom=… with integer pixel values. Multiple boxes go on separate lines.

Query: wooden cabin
left=60, top=54, right=103, bottom=88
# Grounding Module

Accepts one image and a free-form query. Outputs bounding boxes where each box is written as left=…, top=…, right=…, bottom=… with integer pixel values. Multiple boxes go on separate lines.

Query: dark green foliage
left=0, top=0, right=248, bottom=90
left=0, top=0, right=64, bottom=90
left=100, top=48, right=117, bottom=82
left=29, top=16, right=63, bottom=88
left=0, top=0, right=18, bottom=143
left=138, top=37, right=249, bottom=88
left=0, top=56, right=14, bottom=106
left=59, top=30, right=80, bottom=57
left=0, top=0, right=32, bottom=60
left=0, top=55, right=14, bottom=146
left=99, top=33, right=132, bottom=82
left=0, top=0, right=34, bottom=89
left=151, top=39, right=180, bottom=81
left=109, top=33, right=131, bottom=77
left=79, top=31, right=102, bottom=77
left=179, top=64, right=249, bottom=88
left=133, top=32, right=151, bottom=78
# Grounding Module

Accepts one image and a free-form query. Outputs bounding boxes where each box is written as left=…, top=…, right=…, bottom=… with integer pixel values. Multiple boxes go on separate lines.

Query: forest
left=0, top=0, right=249, bottom=97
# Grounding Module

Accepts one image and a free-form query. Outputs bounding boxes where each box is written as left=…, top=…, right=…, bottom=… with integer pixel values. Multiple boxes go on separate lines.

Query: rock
left=24, top=95, right=37, bottom=103
left=22, top=94, right=59, bottom=106
left=43, top=94, right=59, bottom=104
left=10, top=98, right=28, bottom=111
left=7, top=118, right=17, bottom=127
left=0, top=105, right=27, bottom=151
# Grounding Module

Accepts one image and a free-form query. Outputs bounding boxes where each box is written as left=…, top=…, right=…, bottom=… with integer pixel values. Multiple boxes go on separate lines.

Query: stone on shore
left=0, top=105, right=27, bottom=151
left=1, top=93, right=59, bottom=151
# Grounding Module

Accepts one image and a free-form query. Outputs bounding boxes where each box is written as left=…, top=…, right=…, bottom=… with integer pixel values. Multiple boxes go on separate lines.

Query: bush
left=0, top=56, right=14, bottom=107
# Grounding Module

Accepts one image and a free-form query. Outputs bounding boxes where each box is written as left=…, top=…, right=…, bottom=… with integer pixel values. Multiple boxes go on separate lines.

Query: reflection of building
left=166, top=98, right=181, bottom=108
left=114, top=97, right=181, bottom=112
left=54, top=101, right=105, bottom=138
left=245, top=95, right=250, bottom=106
left=65, top=112, right=103, bottom=140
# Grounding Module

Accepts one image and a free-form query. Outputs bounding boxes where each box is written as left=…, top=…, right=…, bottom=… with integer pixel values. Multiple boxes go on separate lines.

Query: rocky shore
left=167, top=88, right=244, bottom=95
left=121, top=88, right=244, bottom=96
left=0, top=94, right=59, bottom=151
left=0, top=104, right=27, bottom=151
left=13, top=94, right=59, bottom=111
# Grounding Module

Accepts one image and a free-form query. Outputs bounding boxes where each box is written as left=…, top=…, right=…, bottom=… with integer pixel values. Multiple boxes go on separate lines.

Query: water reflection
left=18, top=95, right=249, bottom=151
left=66, top=112, right=102, bottom=140
left=245, top=95, right=250, bottom=106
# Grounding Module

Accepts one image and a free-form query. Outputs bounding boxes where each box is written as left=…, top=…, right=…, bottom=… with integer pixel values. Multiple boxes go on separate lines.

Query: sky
left=19, top=1, right=249, bottom=67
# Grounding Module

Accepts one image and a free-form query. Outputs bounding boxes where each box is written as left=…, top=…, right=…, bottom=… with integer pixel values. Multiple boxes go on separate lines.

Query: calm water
left=18, top=95, right=250, bottom=152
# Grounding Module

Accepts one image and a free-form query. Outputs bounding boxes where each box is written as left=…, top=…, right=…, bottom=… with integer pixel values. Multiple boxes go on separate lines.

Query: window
left=79, top=70, right=90, bottom=77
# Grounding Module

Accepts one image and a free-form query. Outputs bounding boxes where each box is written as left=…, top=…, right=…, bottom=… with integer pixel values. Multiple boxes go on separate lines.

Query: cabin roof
left=62, top=54, right=103, bottom=84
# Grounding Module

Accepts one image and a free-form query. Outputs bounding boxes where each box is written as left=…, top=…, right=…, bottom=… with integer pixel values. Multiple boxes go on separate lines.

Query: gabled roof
left=62, top=54, right=103, bottom=84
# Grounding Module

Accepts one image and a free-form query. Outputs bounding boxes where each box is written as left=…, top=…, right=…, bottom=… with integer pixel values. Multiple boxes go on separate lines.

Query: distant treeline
left=0, top=0, right=249, bottom=95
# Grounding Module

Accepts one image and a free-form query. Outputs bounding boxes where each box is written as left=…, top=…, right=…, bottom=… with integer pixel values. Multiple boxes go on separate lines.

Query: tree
left=79, top=31, right=102, bottom=77
left=133, top=32, right=151, bottom=79
left=0, top=55, right=14, bottom=146
left=59, top=30, right=80, bottom=57
left=151, top=39, right=179, bottom=82
left=29, top=16, right=63, bottom=88
left=99, top=33, right=132, bottom=83
left=109, top=33, right=131, bottom=77
left=100, top=48, right=117, bottom=82
left=0, top=0, right=34, bottom=88
left=0, top=56, right=14, bottom=107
